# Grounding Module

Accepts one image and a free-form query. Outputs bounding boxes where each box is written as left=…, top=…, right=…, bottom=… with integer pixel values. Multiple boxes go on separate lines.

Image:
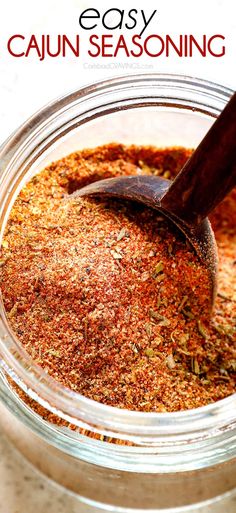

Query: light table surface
left=0, top=429, right=235, bottom=513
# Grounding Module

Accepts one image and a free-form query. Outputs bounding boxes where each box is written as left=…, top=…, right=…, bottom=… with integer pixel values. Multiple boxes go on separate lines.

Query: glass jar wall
left=0, top=74, right=235, bottom=511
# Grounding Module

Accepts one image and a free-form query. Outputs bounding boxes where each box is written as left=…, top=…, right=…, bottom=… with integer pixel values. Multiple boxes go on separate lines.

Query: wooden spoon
left=70, top=92, right=236, bottom=304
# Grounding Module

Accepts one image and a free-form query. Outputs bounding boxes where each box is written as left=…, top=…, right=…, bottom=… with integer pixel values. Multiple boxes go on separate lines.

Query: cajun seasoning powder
left=0, top=144, right=235, bottom=413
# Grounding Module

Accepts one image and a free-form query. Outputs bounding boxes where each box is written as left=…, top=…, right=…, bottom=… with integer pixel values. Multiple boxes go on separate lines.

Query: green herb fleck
left=149, top=308, right=170, bottom=326
left=145, top=348, right=155, bottom=357
left=152, top=261, right=164, bottom=278
left=182, top=308, right=195, bottom=320
left=197, top=320, right=208, bottom=339
left=117, top=228, right=127, bottom=242
left=191, top=357, right=200, bottom=374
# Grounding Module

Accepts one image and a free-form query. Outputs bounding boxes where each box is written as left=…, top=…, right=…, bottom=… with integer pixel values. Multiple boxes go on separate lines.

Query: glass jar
left=0, top=74, right=235, bottom=512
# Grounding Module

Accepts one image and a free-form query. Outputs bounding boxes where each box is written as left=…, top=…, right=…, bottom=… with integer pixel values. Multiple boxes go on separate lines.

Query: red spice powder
left=0, top=144, right=235, bottom=413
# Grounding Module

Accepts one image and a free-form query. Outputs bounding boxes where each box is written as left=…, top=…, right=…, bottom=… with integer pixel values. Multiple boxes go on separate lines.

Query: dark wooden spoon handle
left=161, top=91, right=236, bottom=226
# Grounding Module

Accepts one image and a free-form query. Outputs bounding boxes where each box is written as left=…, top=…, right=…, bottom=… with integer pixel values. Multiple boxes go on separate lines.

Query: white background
left=0, top=0, right=235, bottom=143
left=0, top=1, right=236, bottom=512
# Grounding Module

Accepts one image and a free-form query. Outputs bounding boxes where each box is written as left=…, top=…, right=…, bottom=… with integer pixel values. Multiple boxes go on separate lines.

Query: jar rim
left=0, top=72, right=235, bottom=443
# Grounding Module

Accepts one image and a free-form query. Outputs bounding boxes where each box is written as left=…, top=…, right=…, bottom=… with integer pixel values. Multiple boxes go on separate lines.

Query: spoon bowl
left=71, top=174, right=218, bottom=303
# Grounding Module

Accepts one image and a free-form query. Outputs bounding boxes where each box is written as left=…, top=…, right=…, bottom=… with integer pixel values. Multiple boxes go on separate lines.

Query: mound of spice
left=0, top=143, right=235, bottom=412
